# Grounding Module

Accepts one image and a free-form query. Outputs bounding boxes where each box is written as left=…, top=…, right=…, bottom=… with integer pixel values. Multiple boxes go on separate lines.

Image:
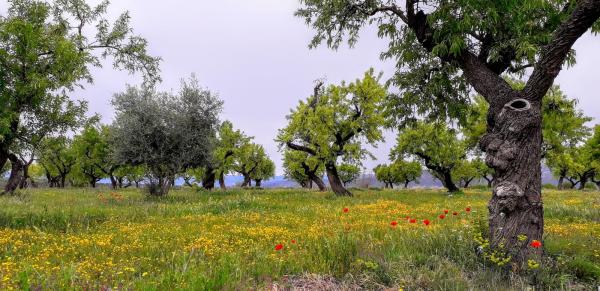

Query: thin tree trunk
left=109, top=175, right=118, bottom=189
left=578, top=175, right=588, bottom=190
left=480, top=97, right=543, bottom=266
left=60, top=175, right=66, bottom=188
left=325, top=162, right=351, bottom=196
left=19, top=163, right=30, bottom=189
left=90, top=178, right=97, bottom=188
left=404, top=180, right=410, bottom=188
left=241, top=174, right=251, bottom=187
left=255, top=179, right=262, bottom=187
left=219, top=172, right=226, bottom=190
left=557, top=175, right=565, bottom=190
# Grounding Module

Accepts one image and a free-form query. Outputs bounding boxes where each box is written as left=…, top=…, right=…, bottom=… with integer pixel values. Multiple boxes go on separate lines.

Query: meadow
left=0, top=187, right=598, bottom=290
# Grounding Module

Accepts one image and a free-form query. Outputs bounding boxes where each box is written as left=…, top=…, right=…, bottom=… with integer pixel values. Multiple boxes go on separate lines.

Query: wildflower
left=517, top=234, right=528, bottom=242
left=530, top=240, right=542, bottom=248
left=453, top=211, right=458, bottom=216
left=275, top=244, right=283, bottom=251
left=527, top=259, right=540, bottom=269
left=444, top=209, right=449, bottom=214
left=291, top=240, right=296, bottom=244
left=343, top=207, right=349, bottom=213
left=439, top=214, right=445, bottom=219
left=423, top=219, right=430, bottom=226
left=391, top=221, right=398, bottom=227
left=409, top=219, right=416, bottom=223
left=466, top=207, right=471, bottom=212
left=405, top=216, right=410, bottom=220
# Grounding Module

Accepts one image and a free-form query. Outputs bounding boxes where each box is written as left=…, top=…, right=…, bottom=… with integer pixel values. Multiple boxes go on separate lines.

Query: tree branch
left=524, top=0, right=600, bottom=100
left=286, top=142, right=317, bottom=156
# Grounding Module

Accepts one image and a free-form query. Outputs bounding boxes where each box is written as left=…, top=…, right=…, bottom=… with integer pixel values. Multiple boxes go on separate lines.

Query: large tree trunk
left=480, top=98, right=544, bottom=267
left=90, top=178, right=97, bottom=188
left=60, top=175, right=66, bottom=188
left=203, top=168, right=216, bottom=190
left=433, top=170, right=459, bottom=192
left=325, top=162, right=351, bottom=196
left=255, top=179, right=262, bottom=187
left=219, top=172, right=226, bottom=189
left=578, top=175, right=588, bottom=190
left=3, top=154, right=23, bottom=194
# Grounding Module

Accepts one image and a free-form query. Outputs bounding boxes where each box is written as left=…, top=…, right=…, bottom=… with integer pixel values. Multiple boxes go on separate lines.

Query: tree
left=182, top=167, right=205, bottom=187
left=473, top=157, right=494, bottom=188
left=276, top=70, right=387, bottom=196
left=72, top=124, right=110, bottom=188
left=0, top=0, right=160, bottom=194
left=373, top=164, right=395, bottom=189
left=3, top=93, right=88, bottom=193
left=337, top=163, right=360, bottom=187
left=38, top=136, right=75, bottom=188
left=232, top=143, right=272, bottom=187
left=452, top=160, right=478, bottom=188
left=110, top=76, right=222, bottom=196
left=251, top=157, right=276, bottom=188
left=297, top=0, right=600, bottom=266
left=392, top=121, right=464, bottom=192
left=203, top=121, right=253, bottom=190
left=282, top=149, right=326, bottom=190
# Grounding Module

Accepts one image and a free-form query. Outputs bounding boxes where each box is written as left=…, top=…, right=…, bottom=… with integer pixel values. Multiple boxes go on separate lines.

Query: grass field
left=0, top=187, right=598, bottom=290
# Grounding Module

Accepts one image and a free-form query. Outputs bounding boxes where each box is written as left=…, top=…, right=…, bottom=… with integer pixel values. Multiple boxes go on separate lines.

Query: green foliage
left=374, top=160, right=422, bottom=188
left=37, top=136, right=75, bottom=186
left=392, top=121, right=465, bottom=173
left=296, top=0, right=592, bottom=126
left=277, top=70, right=387, bottom=166
left=232, top=143, right=274, bottom=183
left=212, top=121, right=253, bottom=176
left=337, top=163, right=360, bottom=186
left=71, top=124, right=112, bottom=187
left=452, top=160, right=479, bottom=187
left=282, top=150, right=324, bottom=187
left=0, top=0, right=160, bottom=166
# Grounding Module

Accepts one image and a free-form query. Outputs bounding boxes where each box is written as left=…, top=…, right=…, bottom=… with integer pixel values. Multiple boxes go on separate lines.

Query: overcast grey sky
left=2, top=1, right=599, bottom=175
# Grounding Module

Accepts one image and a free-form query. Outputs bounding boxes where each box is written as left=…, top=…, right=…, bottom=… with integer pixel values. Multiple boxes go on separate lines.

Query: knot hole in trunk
left=505, top=99, right=530, bottom=111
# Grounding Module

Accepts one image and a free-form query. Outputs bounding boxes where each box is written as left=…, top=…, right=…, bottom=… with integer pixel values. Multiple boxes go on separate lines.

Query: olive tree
left=276, top=70, right=387, bottom=196
left=110, top=76, right=222, bottom=196
left=297, top=0, right=600, bottom=266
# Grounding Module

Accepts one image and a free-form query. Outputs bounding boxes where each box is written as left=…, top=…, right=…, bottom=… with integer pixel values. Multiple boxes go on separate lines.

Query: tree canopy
left=276, top=70, right=387, bottom=196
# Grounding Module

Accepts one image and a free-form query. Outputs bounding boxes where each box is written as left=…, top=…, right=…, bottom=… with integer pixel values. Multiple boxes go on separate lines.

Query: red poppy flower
left=405, top=216, right=410, bottom=220
left=391, top=221, right=398, bottom=227
left=275, top=244, right=283, bottom=251
left=530, top=240, right=542, bottom=248
left=439, top=214, right=445, bottom=219
left=423, top=219, right=431, bottom=226
left=291, top=240, right=296, bottom=244
left=409, top=219, right=416, bottom=223
left=466, top=207, right=471, bottom=212
left=343, top=207, right=349, bottom=213
left=453, top=211, right=458, bottom=216
left=444, top=209, right=449, bottom=214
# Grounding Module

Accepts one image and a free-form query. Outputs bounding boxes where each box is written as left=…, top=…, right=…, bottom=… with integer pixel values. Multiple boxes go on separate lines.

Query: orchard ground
left=0, top=187, right=598, bottom=290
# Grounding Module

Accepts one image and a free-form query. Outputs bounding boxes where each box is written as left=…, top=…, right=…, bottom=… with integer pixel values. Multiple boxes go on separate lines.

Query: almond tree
left=276, top=70, right=387, bottom=196
left=297, top=0, right=600, bottom=265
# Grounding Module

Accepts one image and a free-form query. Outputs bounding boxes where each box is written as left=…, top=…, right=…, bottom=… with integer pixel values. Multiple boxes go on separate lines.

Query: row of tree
left=277, top=75, right=599, bottom=195
left=1, top=77, right=276, bottom=196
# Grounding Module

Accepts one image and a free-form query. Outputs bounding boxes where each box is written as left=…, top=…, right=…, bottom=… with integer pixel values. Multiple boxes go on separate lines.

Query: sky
left=2, top=1, right=599, bottom=175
